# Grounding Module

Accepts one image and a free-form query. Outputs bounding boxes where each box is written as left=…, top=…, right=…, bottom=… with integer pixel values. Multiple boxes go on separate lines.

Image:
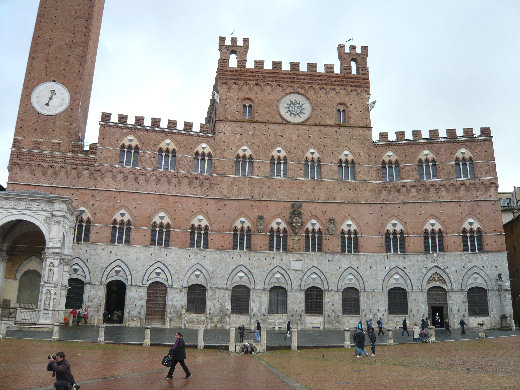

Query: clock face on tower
left=278, top=93, right=312, bottom=123
left=31, top=81, right=70, bottom=115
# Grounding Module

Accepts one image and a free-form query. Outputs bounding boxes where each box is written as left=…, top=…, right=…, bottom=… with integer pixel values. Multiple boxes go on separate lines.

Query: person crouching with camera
left=47, top=352, right=79, bottom=390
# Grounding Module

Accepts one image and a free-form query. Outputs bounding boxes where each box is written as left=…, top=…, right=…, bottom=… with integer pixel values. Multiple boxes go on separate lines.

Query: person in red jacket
left=69, top=309, right=77, bottom=326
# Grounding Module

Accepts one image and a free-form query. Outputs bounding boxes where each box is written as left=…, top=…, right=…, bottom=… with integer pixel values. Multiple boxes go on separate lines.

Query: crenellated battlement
left=376, top=127, right=492, bottom=143
left=217, top=37, right=368, bottom=76
left=100, top=112, right=213, bottom=135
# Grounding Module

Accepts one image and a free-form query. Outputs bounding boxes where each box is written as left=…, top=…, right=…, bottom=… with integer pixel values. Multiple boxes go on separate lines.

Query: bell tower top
left=12, top=0, right=105, bottom=152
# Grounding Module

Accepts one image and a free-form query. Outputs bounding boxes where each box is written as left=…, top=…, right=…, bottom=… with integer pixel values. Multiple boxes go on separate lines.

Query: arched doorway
left=104, top=280, right=126, bottom=323
left=65, top=278, right=85, bottom=309
left=145, top=282, right=167, bottom=325
left=16, top=270, right=41, bottom=306
left=427, top=286, right=448, bottom=327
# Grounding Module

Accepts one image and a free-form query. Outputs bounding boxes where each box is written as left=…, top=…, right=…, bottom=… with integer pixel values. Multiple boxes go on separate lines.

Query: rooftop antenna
left=369, top=100, right=377, bottom=111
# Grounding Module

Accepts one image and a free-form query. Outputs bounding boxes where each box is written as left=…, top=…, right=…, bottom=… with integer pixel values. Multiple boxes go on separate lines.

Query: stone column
left=143, top=326, right=151, bottom=346
left=344, top=329, right=351, bottom=348
left=197, top=327, right=204, bottom=349
left=260, top=326, right=267, bottom=352
left=387, top=329, right=394, bottom=345
left=38, top=251, right=67, bottom=324
left=52, top=323, right=60, bottom=342
left=429, top=326, right=435, bottom=342
left=291, top=328, right=298, bottom=351
left=0, top=251, right=8, bottom=298
left=229, top=327, right=235, bottom=352
left=97, top=324, right=105, bottom=344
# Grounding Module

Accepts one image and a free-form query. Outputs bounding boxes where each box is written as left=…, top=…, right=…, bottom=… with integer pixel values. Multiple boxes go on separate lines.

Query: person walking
left=444, top=319, right=451, bottom=335
left=165, top=332, right=192, bottom=380
left=82, top=307, right=88, bottom=325
left=46, top=352, right=80, bottom=390
left=238, top=324, right=245, bottom=343
left=256, top=320, right=261, bottom=342
left=413, top=323, right=420, bottom=342
left=460, top=318, right=467, bottom=335
left=377, top=318, right=384, bottom=335
left=420, top=318, right=426, bottom=331
left=402, top=318, right=409, bottom=337
left=286, top=320, right=291, bottom=339
left=69, top=309, right=77, bottom=327
left=368, top=327, right=377, bottom=356
left=76, top=309, right=82, bottom=326
left=353, top=327, right=368, bottom=357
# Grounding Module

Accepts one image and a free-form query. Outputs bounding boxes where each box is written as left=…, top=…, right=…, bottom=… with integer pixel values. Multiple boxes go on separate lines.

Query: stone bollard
left=229, top=327, right=235, bottom=353
left=97, top=324, right=105, bottom=344
left=260, top=327, right=267, bottom=352
left=197, top=327, right=204, bottom=349
left=52, top=323, right=60, bottom=342
left=387, top=329, right=394, bottom=345
left=143, top=326, right=151, bottom=346
left=291, top=328, right=298, bottom=351
left=344, top=329, right=351, bottom=348
left=478, top=322, right=486, bottom=339
left=0, top=321, right=8, bottom=340
left=429, top=326, right=435, bottom=342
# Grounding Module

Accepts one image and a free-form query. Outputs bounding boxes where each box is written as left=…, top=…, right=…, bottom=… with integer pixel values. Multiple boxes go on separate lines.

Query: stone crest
left=427, top=272, right=446, bottom=285
left=256, top=215, right=265, bottom=233
left=289, top=203, right=303, bottom=234
left=327, top=218, right=336, bottom=235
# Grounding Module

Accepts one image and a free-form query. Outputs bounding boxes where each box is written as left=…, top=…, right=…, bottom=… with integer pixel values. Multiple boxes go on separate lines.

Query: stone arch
left=421, top=266, right=453, bottom=291
left=182, top=263, right=210, bottom=287
left=337, top=267, right=365, bottom=291
left=69, top=257, right=91, bottom=283
left=461, top=266, right=491, bottom=290
left=382, top=266, right=413, bottom=291
left=0, top=216, right=49, bottom=247
left=300, top=266, right=329, bottom=290
left=264, top=266, right=292, bottom=290
left=101, top=259, right=132, bottom=285
left=226, top=265, right=255, bottom=289
left=15, top=255, right=43, bottom=280
left=142, top=261, right=173, bottom=287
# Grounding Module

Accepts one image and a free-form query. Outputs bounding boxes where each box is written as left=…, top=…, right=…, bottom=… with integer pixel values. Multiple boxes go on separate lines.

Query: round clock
left=278, top=93, right=312, bottom=123
left=31, top=81, right=70, bottom=115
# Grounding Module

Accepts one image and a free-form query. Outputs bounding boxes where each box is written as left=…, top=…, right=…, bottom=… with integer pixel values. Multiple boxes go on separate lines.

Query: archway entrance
left=145, top=282, right=167, bottom=325
left=16, top=270, right=41, bottom=306
left=427, top=286, right=448, bottom=328
left=65, top=278, right=85, bottom=309
left=104, top=280, right=126, bottom=323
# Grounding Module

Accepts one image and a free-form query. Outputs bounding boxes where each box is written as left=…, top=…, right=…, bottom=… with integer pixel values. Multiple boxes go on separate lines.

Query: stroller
left=419, top=327, right=430, bottom=343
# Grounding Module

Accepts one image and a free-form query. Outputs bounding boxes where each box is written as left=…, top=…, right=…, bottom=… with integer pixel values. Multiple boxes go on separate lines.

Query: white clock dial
left=278, top=93, right=312, bottom=123
left=31, top=81, right=70, bottom=115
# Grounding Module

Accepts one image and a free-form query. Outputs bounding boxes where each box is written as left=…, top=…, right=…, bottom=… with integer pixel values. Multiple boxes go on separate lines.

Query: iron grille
left=187, top=284, right=206, bottom=314
left=467, top=287, right=489, bottom=316
left=268, top=286, right=287, bottom=314
left=305, top=287, right=323, bottom=315
left=342, top=287, right=360, bottom=315
left=65, top=278, right=84, bottom=309
left=388, top=287, right=408, bottom=315
left=231, top=285, right=250, bottom=314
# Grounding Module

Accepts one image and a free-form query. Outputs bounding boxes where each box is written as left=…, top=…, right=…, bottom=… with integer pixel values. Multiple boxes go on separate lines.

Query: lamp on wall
left=239, top=217, right=246, bottom=225
left=424, top=151, right=429, bottom=157
left=194, top=271, right=201, bottom=278
left=201, top=144, right=207, bottom=151
left=237, top=272, right=245, bottom=280
left=310, top=220, right=317, bottom=228
left=460, top=149, right=466, bottom=156
left=387, top=151, right=393, bottom=159
left=275, top=218, right=282, bottom=226
left=127, top=136, right=134, bottom=143
left=197, top=216, right=204, bottom=223
left=114, top=267, right=121, bottom=275
left=119, top=211, right=126, bottom=218
left=309, top=149, right=315, bottom=156
left=159, top=213, right=166, bottom=221
left=276, top=148, right=282, bottom=154
left=274, top=273, right=282, bottom=282
left=343, top=150, right=350, bottom=157
left=165, top=140, right=171, bottom=147
left=311, top=273, right=318, bottom=281
left=346, top=220, right=352, bottom=228
left=468, top=218, right=475, bottom=227
left=155, top=270, right=162, bottom=277
left=241, top=146, right=247, bottom=153
left=72, top=266, right=79, bottom=274
left=429, top=219, right=436, bottom=228
left=391, top=221, right=398, bottom=228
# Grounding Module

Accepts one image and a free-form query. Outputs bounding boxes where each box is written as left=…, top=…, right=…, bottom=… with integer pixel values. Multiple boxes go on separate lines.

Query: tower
left=9, top=0, right=105, bottom=157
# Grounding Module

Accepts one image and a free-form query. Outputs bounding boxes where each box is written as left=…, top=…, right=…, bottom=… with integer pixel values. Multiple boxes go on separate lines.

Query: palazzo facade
left=0, top=0, right=513, bottom=329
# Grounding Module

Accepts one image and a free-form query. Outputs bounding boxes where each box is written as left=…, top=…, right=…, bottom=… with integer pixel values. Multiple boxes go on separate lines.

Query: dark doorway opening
left=104, top=280, right=126, bottom=323
left=427, top=286, right=448, bottom=328
left=431, top=306, right=444, bottom=328
left=65, top=278, right=85, bottom=309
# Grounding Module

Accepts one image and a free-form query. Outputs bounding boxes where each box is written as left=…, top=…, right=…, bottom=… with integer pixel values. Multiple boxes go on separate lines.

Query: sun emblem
left=279, top=93, right=312, bottom=123
left=285, top=99, right=306, bottom=118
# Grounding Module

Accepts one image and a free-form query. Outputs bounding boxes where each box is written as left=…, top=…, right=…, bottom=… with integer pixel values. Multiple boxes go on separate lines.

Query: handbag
left=162, top=355, right=173, bottom=367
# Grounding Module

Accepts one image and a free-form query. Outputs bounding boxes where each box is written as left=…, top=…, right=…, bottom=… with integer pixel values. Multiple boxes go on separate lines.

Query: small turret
left=218, top=36, right=249, bottom=68
left=337, top=44, right=369, bottom=76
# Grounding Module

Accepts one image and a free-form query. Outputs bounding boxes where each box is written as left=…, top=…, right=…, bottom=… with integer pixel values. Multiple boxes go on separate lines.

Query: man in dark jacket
left=353, top=328, right=368, bottom=357
left=46, top=352, right=78, bottom=390
left=460, top=318, right=467, bottom=335
left=402, top=318, right=409, bottom=336
left=166, top=332, right=192, bottom=379
left=377, top=318, right=384, bottom=335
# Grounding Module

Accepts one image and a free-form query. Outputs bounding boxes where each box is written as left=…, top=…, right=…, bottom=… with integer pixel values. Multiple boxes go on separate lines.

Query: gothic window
left=342, top=287, right=360, bottom=315
left=119, top=144, right=139, bottom=167
left=418, top=152, right=437, bottom=180
left=423, top=220, right=444, bottom=253
left=304, top=157, right=321, bottom=179
left=243, top=103, right=252, bottom=119
left=467, top=287, right=489, bottom=316
left=268, top=286, right=287, bottom=314
left=235, top=148, right=253, bottom=176
left=305, top=227, right=323, bottom=252
left=270, top=156, right=288, bottom=178
left=337, top=108, right=346, bottom=124
left=385, top=229, right=405, bottom=254
left=190, top=224, right=209, bottom=249
left=338, top=154, right=355, bottom=181
left=269, top=227, right=288, bottom=252
left=388, top=287, right=408, bottom=315
left=150, top=222, right=171, bottom=247
left=381, top=160, right=400, bottom=181
left=233, top=226, right=252, bottom=250
left=186, top=284, right=206, bottom=314
left=110, top=214, right=132, bottom=245
left=74, top=216, right=91, bottom=243
left=65, top=278, right=85, bottom=309
left=305, top=286, right=323, bottom=315
left=340, top=229, right=359, bottom=253
left=157, top=147, right=176, bottom=171
left=231, top=285, right=250, bottom=314
left=462, top=227, right=483, bottom=252
left=193, top=151, right=212, bottom=174
left=455, top=152, right=474, bottom=179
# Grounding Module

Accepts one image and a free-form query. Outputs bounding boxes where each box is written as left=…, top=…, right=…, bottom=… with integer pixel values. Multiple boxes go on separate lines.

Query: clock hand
left=45, top=89, right=56, bottom=106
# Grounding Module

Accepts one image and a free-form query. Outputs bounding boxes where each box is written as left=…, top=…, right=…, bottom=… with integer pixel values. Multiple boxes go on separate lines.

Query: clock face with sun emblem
left=278, top=93, right=312, bottom=123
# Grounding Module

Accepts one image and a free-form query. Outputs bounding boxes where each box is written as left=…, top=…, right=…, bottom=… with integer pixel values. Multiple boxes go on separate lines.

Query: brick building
left=0, top=0, right=513, bottom=329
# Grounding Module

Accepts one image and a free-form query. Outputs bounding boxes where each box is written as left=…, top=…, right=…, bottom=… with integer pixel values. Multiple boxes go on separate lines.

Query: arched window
left=342, top=287, right=360, bottom=315
left=304, top=157, right=321, bottom=179
left=243, top=103, right=252, bottom=119
left=110, top=218, right=132, bottom=245
left=194, top=151, right=212, bottom=174
left=119, top=144, right=139, bottom=167
left=340, top=229, right=359, bottom=253
left=337, top=108, right=346, bottom=123
left=269, top=227, right=287, bottom=252
left=157, top=147, right=176, bottom=171
left=235, top=153, right=253, bottom=176
left=305, top=227, right=323, bottom=252
left=455, top=157, right=474, bottom=179
left=231, top=285, right=250, bottom=314
left=467, top=287, right=489, bottom=316
left=305, top=286, right=323, bottom=315
left=270, top=156, right=288, bottom=178
left=186, top=284, right=206, bottom=314
left=381, top=160, right=400, bottom=181
left=385, top=229, right=405, bottom=254
left=233, top=226, right=251, bottom=250
left=388, top=287, right=408, bottom=315
left=418, top=153, right=437, bottom=180
left=462, top=227, right=483, bottom=252
left=351, top=59, right=358, bottom=75
left=423, top=221, right=444, bottom=253
left=268, top=286, right=287, bottom=314
left=74, top=216, right=91, bottom=243
left=338, top=158, right=355, bottom=181
left=190, top=224, right=209, bottom=249
left=150, top=222, right=171, bottom=247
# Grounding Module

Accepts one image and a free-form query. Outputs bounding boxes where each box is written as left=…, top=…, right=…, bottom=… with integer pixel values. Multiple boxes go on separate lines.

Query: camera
left=48, top=355, right=56, bottom=360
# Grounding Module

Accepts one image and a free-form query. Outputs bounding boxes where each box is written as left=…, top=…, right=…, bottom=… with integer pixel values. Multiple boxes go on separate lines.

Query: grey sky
left=1, top=0, right=519, bottom=191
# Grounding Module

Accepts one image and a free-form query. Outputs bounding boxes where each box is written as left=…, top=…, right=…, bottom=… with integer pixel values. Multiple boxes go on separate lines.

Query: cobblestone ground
left=259, top=335, right=520, bottom=390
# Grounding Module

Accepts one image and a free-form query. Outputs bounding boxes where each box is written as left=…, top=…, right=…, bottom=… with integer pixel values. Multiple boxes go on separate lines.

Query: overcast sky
left=1, top=0, right=519, bottom=191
